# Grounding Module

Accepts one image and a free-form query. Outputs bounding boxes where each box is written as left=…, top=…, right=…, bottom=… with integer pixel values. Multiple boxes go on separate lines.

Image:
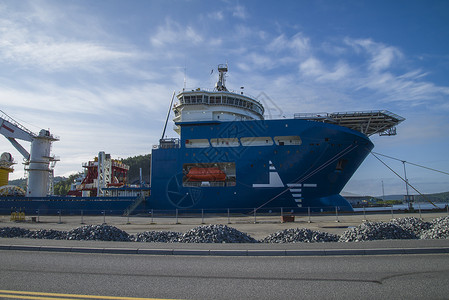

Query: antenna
left=183, top=65, right=186, bottom=90
left=215, top=63, right=228, bottom=91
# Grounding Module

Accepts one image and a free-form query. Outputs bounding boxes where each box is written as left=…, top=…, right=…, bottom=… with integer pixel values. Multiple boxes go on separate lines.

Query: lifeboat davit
left=186, top=167, right=226, bottom=182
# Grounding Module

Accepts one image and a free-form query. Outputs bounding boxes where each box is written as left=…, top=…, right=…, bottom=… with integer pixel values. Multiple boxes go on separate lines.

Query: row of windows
left=181, top=94, right=264, bottom=115
left=185, top=136, right=302, bottom=148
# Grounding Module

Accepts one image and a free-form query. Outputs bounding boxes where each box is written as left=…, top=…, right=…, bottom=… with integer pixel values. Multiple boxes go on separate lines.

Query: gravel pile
left=0, top=227, right=31, bottom=238
left=391, top=217, right=431, bottom=237
left=133, top=231, right=181, bottom=243
left=1, top=216, right=449, bottom=243
left=133, top=225, right=257, bottom=243
left=339, top=222, right=417, bottom=242
left=178, top=224, right=258, bottom=243
left=420, top=216, right=449, bottom=239
left=26, top=229, right=67, bottom=240
left=66, top=224, right=132, bottom=241
left=261, top=228, right=339, bottom=243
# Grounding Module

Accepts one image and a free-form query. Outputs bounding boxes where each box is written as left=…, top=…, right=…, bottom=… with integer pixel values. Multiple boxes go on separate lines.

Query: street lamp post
left=402, top=161, right=413, bottom=210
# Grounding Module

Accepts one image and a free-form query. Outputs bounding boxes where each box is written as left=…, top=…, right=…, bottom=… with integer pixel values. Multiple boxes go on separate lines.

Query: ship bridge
left=294, top=110, right=405, bottom=136
left=172, top=64, right=264, bottom=134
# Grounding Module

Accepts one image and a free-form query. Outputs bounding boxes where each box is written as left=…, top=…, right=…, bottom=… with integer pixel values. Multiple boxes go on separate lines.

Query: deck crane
left=0, top=110, right=59, bottom=197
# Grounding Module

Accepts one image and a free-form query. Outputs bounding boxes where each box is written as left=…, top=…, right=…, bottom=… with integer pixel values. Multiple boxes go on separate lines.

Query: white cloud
left=151, top=19, right=204, bottom=48
left=208, top=11, right=224, bottom=21
left=298, top=57, right=350, bottom=82
left=0, top=78, right=171, bottom=118
left=299, top=57, right=324, bottom=77
left=0, top=8, right=140, bottom=72
left=344, top=38, right=403, bottom=71
left=0, top=39, right=136, bottom=71
left=232, top=5, right=247, bottom=19
left=290, top=33, right=311, bottom=54
left=266, top=33, right=310, bottom=55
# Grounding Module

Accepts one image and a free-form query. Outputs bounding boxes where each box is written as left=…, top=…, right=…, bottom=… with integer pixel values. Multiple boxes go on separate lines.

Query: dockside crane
left=0, top=110, right=59, bottom=197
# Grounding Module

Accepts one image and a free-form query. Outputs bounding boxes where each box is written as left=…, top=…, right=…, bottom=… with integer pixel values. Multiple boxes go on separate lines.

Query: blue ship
left=0, top=64, right=404, bottom=215
left=148, top=64, right=405, bottom=212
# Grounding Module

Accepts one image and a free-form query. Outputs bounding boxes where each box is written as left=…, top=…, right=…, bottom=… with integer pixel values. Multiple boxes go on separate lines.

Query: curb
left=1, top=244, right=449, bottom=256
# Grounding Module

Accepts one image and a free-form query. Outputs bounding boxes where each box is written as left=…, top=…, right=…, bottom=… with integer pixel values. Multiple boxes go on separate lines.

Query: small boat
left=186, top=167, right=227, bottom=182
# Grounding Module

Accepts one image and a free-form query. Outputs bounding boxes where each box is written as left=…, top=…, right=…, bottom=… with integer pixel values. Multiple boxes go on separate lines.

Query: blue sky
left=1, top=0, right=448, bottom=197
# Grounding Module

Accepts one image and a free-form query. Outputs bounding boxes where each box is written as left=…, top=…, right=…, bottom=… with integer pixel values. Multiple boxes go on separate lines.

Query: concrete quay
left=1, top=211, right=449, bottom=257
left=1, top=210, right=448, bottom=238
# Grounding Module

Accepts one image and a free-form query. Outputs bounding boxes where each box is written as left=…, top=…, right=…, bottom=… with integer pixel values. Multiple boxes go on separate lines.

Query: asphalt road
left=1, top=250, right=449, bottom=300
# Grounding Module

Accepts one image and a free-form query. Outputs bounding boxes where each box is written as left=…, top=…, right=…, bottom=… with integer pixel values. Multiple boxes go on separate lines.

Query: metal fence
left=2, top=204, right=449, bottom=225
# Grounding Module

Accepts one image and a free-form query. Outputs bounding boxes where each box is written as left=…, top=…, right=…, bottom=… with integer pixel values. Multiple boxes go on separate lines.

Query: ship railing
left=183, top=182, right=226, bottom=188
left=328, top=110, right=405, bottom=121
left=154, top=138, right=180, bottom=149
left=295, top=110, right=405, bottom=122
left=181, top=88, right=259, bottom=101
left=82, top=161, right=98, bottom=167
left=294, top=112, right=334, bottom=122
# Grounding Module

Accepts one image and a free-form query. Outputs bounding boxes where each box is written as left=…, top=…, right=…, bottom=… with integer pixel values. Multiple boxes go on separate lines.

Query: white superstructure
left=172, top=64, right=264, bottom=134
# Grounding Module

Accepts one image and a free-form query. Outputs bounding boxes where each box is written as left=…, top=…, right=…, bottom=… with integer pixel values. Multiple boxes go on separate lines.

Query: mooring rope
left=370, top=151, right=437, bottom=208
left=371, top=151, right=449, bottom=176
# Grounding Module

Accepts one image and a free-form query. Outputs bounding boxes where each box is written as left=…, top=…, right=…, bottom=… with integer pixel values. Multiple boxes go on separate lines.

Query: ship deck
left=294, top=110, right=405, bottom=136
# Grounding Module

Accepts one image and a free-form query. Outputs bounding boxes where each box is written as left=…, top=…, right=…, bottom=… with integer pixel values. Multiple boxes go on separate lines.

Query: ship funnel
left=215, top=64, right=228, bottom=91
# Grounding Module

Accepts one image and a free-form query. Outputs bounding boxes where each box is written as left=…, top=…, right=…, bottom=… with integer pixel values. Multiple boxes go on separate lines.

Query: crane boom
left=6, top=138, right=30, bottom=159
left=0, top=110, right=35, bottom=143
left=1, top=110, right=35, bottom=159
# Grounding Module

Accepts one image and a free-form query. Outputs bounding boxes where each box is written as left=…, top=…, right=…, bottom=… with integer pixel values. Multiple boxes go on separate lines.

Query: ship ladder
left=123, top=194, right=145, bottom=216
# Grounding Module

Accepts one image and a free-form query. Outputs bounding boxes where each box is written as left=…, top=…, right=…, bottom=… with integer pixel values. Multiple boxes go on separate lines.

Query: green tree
left=121, top=154, right=151, bottom=184
left=54, top=172, right=84, bottom=195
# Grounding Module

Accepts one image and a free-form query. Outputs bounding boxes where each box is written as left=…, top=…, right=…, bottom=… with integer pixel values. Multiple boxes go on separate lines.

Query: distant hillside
left=8, top=178, right=27, bottom=189
left=382, top=191, right=449, bottom=202
left=120, top=154, right=151, bottom=184
left=415, top=191, right=449, bottom=203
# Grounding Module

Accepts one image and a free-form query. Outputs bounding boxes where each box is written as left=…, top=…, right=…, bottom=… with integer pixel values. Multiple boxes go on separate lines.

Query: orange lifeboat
left=186, top=167, right=226, bottom=182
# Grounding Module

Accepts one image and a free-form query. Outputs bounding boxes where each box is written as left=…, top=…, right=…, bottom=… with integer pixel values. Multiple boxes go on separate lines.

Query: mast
left=215, top=64, right=228, bottom=91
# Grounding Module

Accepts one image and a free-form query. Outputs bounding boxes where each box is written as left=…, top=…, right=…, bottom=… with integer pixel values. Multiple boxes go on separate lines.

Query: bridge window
left=210, top=96, right=221, bottom=104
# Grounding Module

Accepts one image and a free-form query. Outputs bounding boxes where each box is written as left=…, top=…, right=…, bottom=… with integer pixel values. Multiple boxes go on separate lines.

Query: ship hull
left=149, top=118, right=374, bottom=212
left=0, top=196, right=139, bottom=215
left=0, top=119, right=373, bottom=215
